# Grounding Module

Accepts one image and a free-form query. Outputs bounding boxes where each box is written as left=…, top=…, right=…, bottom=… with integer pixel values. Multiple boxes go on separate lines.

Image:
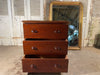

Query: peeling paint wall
left=0, top=0, right=100, bottom=47
left=88, top=0, right=100, bottom=47
left=0, top=0, right=43, bottom=46
left=44, top=0, right=57, bottom=20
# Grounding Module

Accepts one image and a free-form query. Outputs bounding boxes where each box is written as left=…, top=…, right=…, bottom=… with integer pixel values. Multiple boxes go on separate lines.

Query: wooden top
left=50, top=1, right=82, bottom=5
left=22, top=20, right=69, bottom=24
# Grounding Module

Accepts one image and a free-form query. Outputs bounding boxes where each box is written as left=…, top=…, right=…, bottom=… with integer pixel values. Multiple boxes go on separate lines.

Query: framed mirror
left=49, top=1, right=83, bottom=50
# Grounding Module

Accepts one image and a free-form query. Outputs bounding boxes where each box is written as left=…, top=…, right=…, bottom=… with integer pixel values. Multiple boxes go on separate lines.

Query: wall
left=87, top=0, right=100, bottom=47
left=0, top=0, right=43, bottom=46
left=0, top=0, right=100, bottom=47
left=0, top=0, right=11, bottom=45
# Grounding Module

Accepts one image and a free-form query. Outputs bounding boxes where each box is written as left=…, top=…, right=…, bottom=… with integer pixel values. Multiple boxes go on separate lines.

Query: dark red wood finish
left=23, top=40, right=68, bottom=56
left=22, top=55, right=68, bottom=73
left=22, top=21, right=69, bottom=24
left=22, top=21, right=69, bottom=73
left=23, top=24, right=68, bottom=39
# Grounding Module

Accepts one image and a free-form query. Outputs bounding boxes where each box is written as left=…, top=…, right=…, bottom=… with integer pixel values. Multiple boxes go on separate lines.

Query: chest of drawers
left=22, top=21, right=69, bottom=73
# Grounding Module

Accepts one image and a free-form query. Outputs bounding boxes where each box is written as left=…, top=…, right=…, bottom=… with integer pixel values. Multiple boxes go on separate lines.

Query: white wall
left=0, top=0, right=44, bottom=46
left=0, top=0, right=98, bottom=47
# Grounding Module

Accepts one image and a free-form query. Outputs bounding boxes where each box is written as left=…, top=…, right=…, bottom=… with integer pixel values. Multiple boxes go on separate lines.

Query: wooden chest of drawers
left=22, top=21, right=69, bottom=73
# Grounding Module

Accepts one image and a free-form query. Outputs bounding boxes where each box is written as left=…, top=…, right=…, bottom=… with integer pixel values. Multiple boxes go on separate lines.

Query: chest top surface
left=22, top=20, right=69, bottom=24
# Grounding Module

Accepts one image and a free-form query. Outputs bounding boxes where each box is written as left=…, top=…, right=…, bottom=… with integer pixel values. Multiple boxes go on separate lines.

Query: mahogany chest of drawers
left=22, top=21, right=69, bottom=73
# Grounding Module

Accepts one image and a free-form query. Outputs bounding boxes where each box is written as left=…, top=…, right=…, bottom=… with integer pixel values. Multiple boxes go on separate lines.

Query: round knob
left=31, top=30, right=38, bottom=33
left=54, top=64, right=61, bottom=68
left=32, top=47, right=38, bottom=50
left=54, top=47, right=61, bottom=50
left=30, top=64, right=37, bottom=69
left=54, top=30, right=61, bottom=33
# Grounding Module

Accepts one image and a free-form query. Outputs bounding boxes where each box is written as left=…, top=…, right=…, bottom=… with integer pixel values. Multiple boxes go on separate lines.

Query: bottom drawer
left=22, top=55, right=68, bottom=73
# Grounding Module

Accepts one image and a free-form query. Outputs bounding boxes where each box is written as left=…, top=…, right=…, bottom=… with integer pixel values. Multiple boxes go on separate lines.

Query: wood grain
left=22, top=20, right=69, bottom=24
left=22, top=55, right=68, bottom=73
left=23, top=40, right=68, bottom=56
left=22, top=21, right=68, bottom=73
left=23, top=23, right=68, bottom=40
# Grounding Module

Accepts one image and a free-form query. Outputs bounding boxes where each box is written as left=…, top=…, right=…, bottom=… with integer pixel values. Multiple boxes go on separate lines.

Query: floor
left=0, top=46, right=100, bottom=75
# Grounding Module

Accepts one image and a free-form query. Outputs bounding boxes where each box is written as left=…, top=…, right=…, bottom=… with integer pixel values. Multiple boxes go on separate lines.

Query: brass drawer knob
left=32, top=47, right=38, bottom=50
left=31, top=30, right=38, bottom=33
left=30, top=64, right=37, bottom=69
left=54, top=30, right=61, bottom=33
left=54, top=64, right=61, bottom=68
left=54, top=47, right=61, bottom=50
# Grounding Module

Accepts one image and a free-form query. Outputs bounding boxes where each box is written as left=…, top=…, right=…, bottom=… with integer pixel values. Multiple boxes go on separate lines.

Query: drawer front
left=23, top=24, right=68, bottom=39
left=22, top=56, right=68, bottom=73
left=23, top=40, right=68, bottom=56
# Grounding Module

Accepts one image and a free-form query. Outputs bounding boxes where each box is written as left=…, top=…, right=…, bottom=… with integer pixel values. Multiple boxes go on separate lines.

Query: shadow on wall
left=28, top=73, right=61, bottom=75
left=94, top=34, right=100, bottom=49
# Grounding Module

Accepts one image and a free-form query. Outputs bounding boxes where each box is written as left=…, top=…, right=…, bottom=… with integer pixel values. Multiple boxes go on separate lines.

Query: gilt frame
left=49, top=1, right=83, bottom=50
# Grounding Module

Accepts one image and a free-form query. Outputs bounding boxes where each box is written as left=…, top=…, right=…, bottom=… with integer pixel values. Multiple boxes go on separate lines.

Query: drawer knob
left=30, top=64, right=37, bottom=69
left=32, top=47, right=38, bottom=50
left=54, top=47, right=61, bottom=50
left=31, top=30, right=38, bottom=33
left=54, top=64, right=61, bottom=68
left=54, top=30, right=61, bottom=33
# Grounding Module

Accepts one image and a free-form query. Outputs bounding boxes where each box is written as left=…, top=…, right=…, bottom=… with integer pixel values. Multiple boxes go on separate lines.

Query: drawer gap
left=24, top=55, right=67, bottom=59
left=24, top=39, right=67, bottom=42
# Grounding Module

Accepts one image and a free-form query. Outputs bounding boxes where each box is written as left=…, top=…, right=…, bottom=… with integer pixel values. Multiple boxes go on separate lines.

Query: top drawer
left=23, top=23, right=68, bottom=39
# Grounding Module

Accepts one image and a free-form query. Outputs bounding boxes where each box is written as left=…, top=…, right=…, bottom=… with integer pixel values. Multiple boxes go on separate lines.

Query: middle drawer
left=23, top=40, right=68, bottom=56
